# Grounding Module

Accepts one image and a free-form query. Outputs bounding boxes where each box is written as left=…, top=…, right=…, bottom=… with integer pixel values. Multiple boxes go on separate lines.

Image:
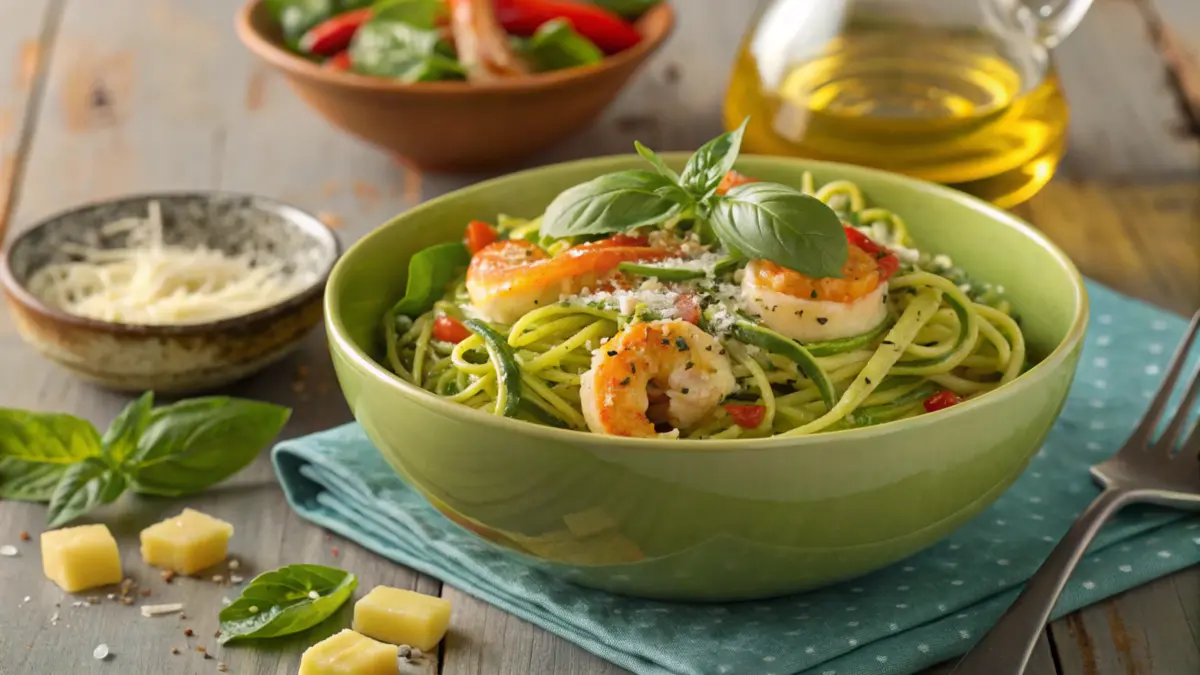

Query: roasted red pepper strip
left=299, top=8, right=372, bottom=57
left=724, top=404, right=766, bottom=429
left=674, top=292, right=701, bottom=325
left=325, top=50, right=353, bottom=70
left=465, top=220, right=500, bottom=254
left=923, top=390, right=963, bottom=413
left=716, top=170, right=757, bottom=195
left=433, top=315, right=473, bottom=343
left=843, top=225, right=901, bottom=281
left=493, top=0, right=641, bottom=54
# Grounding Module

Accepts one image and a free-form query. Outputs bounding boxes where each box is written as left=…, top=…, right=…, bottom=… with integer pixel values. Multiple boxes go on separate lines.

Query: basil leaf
left=46, top=457, right=126, bottom=528
left=350, top=18, right=465, bottom=82
left=0, top=458, right=68, bottom=502
left=540, top=170, right=685, bottom=238
left=634, top=141, right=680, bottom=182
left=101, top=392, right=153, bottom=464
left=680, top=117, right=748, bottom=199
left=586, top=0, right=661, bottom=18
left=709, top=182, right=848, bottom=279
left=391, top=242, right=472, bottom=318
left=123, top=398, right=291, bottom=497
left=0, top=409, right=101, bottom=464
left=521, top=18, right=603, bottom=72
left=219, top=565, right=358, bottom=643
left=269, top=0, right=336, bottom=48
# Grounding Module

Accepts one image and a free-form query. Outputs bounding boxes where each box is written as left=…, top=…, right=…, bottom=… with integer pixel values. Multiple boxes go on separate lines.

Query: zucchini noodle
left=383, top=173, right=1029, bottom=439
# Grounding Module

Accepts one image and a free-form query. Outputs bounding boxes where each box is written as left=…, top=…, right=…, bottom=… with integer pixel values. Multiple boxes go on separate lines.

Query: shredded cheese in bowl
left=26, top=201, right=307, bottom=325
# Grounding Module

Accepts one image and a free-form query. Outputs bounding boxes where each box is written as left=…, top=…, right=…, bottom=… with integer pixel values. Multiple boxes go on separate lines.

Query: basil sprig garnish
left=0, top=392, right=290, bottom=528
left=219, top=564, right=357, bottom=644
left=539, top=116, right=848, bottom=278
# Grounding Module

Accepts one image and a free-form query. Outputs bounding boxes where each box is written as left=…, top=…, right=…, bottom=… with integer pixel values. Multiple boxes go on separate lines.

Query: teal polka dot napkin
left=273, top=280, right=1200, bottom=675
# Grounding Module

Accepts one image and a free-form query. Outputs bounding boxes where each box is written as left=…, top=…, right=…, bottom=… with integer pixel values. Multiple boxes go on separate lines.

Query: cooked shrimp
left=741, top=226, right=900, bottom=342
left=466, top=235, right=670, bottom=323
left=580, top=321, right=736, bottom=438
left=449, top=0, right=531, bottom=81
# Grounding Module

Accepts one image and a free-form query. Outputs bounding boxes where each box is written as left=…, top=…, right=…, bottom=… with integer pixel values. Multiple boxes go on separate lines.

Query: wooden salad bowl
left=234, top=0, right=676, bottom=171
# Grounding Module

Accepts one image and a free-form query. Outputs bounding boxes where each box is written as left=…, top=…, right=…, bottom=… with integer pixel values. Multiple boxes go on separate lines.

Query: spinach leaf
left=521, top=18, right=603, bottom=72
left=0, top=458, right=68, bottom=502
left=266, top=0, right=374, bottom=48
left=634, top=141, right=679, bottom=182
left=369, top=0, right=444, bottom=27
left=586, top=0, right=662, bottom=18
left=219, top=565, right=358, bottom=643
left=100, top=392, right=153, bottom=464
left=46, top=457, right=125, bottom=528
left=708, top=181, right=847, bottom=278
left=680, top=117, right=747, bottom=199
left=350, top=16, right=465, bottom=82
left=540, top=170, right=686, bottom=238
left=0, top=409, right=101, bottom=464
left=391, top=242, right=472, bottom=318
left=123, top=398, right=291, bottom=497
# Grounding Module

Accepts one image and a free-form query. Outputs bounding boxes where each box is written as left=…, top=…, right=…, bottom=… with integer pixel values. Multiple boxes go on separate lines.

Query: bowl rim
left=234, top=0, right=676, bottom=95
left=0, top=190, right=342, bottom=337
left=325, top=154, right=1090, bottom=452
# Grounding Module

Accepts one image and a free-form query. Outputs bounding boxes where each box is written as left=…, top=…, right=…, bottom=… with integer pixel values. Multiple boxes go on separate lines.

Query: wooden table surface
left=0, top=0, right=1197, bottom=673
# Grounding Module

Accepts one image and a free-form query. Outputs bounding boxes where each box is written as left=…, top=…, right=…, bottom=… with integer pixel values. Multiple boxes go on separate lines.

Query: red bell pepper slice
left=923, top=390, right=963, bottom=413
left=465, top=220, right=500, bottom=254
left=433, top=315, right=472, bottom=343
left=493, top=0, right=641, bottom=54
left=724, top=404, right=766, bottom=429
left=299, top=8, right=372, bottom=57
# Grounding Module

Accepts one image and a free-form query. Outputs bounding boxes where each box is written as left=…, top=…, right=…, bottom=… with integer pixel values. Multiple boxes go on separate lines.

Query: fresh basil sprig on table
left=539, top=117, right=849, bottom=278
left=219, top=564, right=357, bottom=644
left=0, top=393, right=290, bottom=528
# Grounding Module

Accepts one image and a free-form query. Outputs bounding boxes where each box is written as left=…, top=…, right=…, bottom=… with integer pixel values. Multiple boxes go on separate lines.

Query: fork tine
left=1155, top=360, right=1200, bottom=454
left=1128, top=310, right=1200, bottom=447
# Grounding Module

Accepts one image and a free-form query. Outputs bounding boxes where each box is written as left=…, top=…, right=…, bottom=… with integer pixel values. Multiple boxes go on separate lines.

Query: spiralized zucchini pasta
left=381, top=122, right=1026, bottom=439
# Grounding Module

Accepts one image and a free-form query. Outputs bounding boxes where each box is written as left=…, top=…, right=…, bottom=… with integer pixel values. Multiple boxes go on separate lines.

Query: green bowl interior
left=330, top=155, right=1082, bottom=390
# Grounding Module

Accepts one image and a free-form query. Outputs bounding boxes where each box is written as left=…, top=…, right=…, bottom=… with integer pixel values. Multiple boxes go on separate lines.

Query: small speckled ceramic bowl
left=0, top=192, right=340, bottom=394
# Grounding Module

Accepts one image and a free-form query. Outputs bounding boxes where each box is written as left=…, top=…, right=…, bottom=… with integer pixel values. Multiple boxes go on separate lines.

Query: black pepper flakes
left=816, top=317, right=828, bottom=325
left=607, top=350, right=618, bottom=356
left=685, top=362, right=694, bottom=370
left=630, top=364, right=636, bottom=374
left=865, top=377, right=872, bottom=384
left=675, top=336, right=689, bottom=351
left=705, top=345, right=713, bottom=351
left=882, top=340, right=895, bottom=346
left=681, top=388, right=690, bottom=394
left=810, top=290, right=818, bottom=299
left=794, top=310, right=804, bottom=317
left=619, top=377, right=631, bottom=386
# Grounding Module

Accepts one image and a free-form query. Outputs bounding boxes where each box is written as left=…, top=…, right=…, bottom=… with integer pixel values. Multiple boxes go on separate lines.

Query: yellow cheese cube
left=139, top=508, right=233, bottom=575
left=299, top=629, right=398, bottom=675
left=353, top=586, right=452, bottom=651
left=41, top=524, right=123, bottom=593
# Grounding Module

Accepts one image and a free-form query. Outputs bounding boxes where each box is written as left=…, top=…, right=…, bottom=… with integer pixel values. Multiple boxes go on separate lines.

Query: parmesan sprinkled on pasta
left=27, top=201, right=304, bottom=325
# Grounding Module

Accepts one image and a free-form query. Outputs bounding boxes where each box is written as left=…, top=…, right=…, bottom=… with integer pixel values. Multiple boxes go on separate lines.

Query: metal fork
left=951, top=309, right=1200, bottom=675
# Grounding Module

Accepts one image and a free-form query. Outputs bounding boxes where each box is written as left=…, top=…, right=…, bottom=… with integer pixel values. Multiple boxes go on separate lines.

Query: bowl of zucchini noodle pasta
left=325, top=121, right=1088, bottom=600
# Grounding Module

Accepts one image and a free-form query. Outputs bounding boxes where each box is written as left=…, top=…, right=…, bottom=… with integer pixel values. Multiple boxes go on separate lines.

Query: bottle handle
left=982, top=0, right=1094, bottom=48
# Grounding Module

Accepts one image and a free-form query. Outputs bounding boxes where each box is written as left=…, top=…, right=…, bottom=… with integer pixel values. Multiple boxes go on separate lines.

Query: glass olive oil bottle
left=725, top=0, right=1093, bottom=207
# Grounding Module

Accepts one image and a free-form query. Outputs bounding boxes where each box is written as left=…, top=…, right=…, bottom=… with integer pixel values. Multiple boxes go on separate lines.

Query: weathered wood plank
left=1144, top=0, right=1200, bottom=131
left=923, top=633, right=1058, bottom=675
left=1051, top=567, right=1200, bottom=675
left=0, top=0, right=59, bottom=243
left=440, top=586, right=628, bottom=675
left=1053, top=0, right=1199, bottom=179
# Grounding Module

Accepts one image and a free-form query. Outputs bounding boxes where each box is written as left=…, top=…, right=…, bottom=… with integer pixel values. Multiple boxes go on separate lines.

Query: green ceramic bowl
left=325, top=155, right=1088, bottom=601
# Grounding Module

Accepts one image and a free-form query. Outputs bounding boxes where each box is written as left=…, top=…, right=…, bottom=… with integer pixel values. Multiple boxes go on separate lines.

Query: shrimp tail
left=449, top=0, right=532, bottom=81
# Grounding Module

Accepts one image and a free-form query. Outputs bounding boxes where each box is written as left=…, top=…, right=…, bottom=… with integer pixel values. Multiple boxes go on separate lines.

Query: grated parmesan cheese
left=26, top=201, right=306, bottom=325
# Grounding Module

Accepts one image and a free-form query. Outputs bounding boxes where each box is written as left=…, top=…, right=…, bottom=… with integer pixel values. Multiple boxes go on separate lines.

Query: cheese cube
left=139, top=508, right=233, bottom=575
left=353, top=586, right=452, bottom=651
left=41, top=524, right=123, bottom=593
left=299, top=629, right=398, bottom=675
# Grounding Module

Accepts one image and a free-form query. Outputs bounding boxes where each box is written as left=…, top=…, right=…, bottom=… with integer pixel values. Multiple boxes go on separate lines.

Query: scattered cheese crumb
left=141, top=603, right=185, bottom=618
left=248, top=605, right=259, bottom=614
left=93, top=644, right=110, bottom=660
left=0, top=545, right=18, bottom=557
left=228, top=559, right=240, bottom=571
left=229, top=575, right=244, bottom=585
left=308, top=590, right=320, bottom=600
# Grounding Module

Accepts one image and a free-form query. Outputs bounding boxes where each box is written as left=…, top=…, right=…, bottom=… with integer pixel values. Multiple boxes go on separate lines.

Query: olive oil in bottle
left=724, top=19, right=1070, bottom=207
